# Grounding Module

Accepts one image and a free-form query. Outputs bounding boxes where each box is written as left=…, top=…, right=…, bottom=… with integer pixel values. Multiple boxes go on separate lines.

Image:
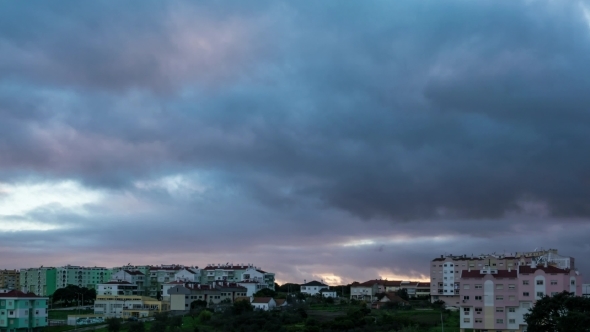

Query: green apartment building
left=20, top=266, right=113, bottom=296
left=0, top=290, right=48, bottom=332
left=55, top=266, right=112, bottom=290
left=19, top=268, right=56, bottom=297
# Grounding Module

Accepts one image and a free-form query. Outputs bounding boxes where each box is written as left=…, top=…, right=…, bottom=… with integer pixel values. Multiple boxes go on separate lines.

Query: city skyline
left=1, top=1, right=590, bottom=285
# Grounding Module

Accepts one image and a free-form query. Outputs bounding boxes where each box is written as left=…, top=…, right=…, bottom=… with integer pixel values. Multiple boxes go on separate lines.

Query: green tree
left=169, top=315, right=183, bottom=329
left=253, top=288, right=277, bottom=297
left=106, top=318, right=121, bottom=332
left=232, top=299, right=254, bottom=315
left=128, top=321, right=145, bottom=332
left=525, top=291, right=590, bottom=332
left=396, top=288, right=409, bottom=301
left=197, top=310, right=212, bottom=322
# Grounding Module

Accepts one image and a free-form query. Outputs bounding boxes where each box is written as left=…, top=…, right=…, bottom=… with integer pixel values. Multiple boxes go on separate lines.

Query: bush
left=106, top=318, right=121, bottom=332
left=198, top=310, right=212, bottom=322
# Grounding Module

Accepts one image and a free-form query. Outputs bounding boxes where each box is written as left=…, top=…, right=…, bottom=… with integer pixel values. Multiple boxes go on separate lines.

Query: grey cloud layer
left=1, top=0, right=590, bottom=280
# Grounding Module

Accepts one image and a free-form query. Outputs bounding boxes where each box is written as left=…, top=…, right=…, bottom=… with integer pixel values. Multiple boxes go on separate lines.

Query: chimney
left=304, top=279, right=306, bottom=284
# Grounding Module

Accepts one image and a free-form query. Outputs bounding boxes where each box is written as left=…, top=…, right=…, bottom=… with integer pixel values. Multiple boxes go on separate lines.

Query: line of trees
left=51, top=285, right=96, bottom=306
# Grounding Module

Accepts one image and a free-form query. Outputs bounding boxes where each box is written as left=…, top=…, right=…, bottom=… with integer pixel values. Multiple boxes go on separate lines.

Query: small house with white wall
left=251, top=297, right=276, bottom=311
left=300, top=280, right=329, bottom=296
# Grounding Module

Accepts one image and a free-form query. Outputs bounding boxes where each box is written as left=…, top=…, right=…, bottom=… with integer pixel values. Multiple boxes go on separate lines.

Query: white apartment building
left=300, top=280, right=329, bottom=296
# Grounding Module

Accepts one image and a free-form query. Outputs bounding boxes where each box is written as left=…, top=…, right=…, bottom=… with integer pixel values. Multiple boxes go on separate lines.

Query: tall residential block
left=19, top=268, right=56, bottom=297
left=55, top=265, right=112, bottom=290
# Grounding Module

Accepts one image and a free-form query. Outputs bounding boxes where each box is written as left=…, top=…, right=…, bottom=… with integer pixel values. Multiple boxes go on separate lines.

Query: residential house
left=174, top=268, right=200, bottom=282
left=0, top=290, right=49, bottom=331
left=300, top=280, right=329, bottom=296
left=251, top=297, right=276, bottom=311
left=350, top=281, right=380, bottom=301
left=201, top=264, right=275, bottom=291
left=167, top=282, right=248, bottom=311
left=319, top=289, right=337, bottom=298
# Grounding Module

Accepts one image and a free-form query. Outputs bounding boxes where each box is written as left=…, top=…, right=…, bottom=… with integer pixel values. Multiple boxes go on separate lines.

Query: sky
left=1, top=0, right=590, bottom=285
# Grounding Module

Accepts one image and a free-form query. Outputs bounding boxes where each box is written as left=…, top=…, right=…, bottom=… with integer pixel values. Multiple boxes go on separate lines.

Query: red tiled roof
left=0, top=290, right=41, bottom=298
left=381, top=293, right=410, bottom=304
left=234, top=296, right=250, bottom=303
left=275, top=299, right=286, bottom=306
left=519, top=265, right=570, bottom=274
left=461, top=270, right=518, bottom=279
left=417, top=282, right=430, bottom=287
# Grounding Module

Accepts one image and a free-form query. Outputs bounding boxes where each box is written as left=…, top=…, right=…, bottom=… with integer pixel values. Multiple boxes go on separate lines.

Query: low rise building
left=97, top=281, right=140, bottom=296
left=93, top=295, right=169, bottom=319
left=201, top=264, right=275, bottom=291
left=300, top=280, right=329, bottom=296
left=0, top=290, right=49, bottom=331
left=251, top=297, right=276, bottom=311
left=167, top=282, right=248, bottom=311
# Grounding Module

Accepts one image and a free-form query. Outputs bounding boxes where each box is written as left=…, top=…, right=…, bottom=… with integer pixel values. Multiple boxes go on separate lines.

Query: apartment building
left=167, top=282, right=248, bottom=310
left=430, top=248, right=575, bottom=306
left=97, top=281, right=140, bottom=296
left=55, top=266, right=112, bottom=290
left=459, top=264, right=582, bottom=332
left=201, top=264, right=275, bottom=291
left=0, top=290, right=49, bottom=332
left=350, top=279, right=431, bottom=302
left=19, top=268, right=57, bottom=297
left=0, top=271, right=19, bottom=291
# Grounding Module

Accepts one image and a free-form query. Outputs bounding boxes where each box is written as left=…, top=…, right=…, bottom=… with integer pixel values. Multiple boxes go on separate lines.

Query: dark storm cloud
left=1, top=0, right=590, bottom=281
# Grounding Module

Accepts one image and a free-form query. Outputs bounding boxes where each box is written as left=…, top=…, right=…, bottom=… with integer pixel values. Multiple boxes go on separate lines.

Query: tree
left=525, top=291, right=590, bottom=332
left=396, top=288, right=409, bottom=301
left=253, top=288, right=277, bottom=297
left=232, top=299, right=254, bottom=315
left=106, top=318, right=121, bottom=332
left=128, top=321, right=145, bottom=332
left=190, top=300, right=207, bottom=309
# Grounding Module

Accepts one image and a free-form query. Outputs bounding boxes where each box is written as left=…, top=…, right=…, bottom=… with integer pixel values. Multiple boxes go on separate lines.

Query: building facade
left=93, top=295, right=168, bottom=319
left=0, top=290, right=49, bottom=332
left=430, top=248, right=575, bottom=307
left=55, top=266, right=112, bottom=290
left=300, top=281, right=329, bottom=296
left=200, top=264, right=275, bottom=291
left=19, top=268, right=56, bottom=297
left=0, top=271, right=19, bottom=291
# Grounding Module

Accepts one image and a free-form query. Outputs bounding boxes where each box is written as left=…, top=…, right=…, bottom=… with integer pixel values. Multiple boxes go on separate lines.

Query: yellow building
left=94, top=295, right=169, bottom=319
left=0, top=270, right=20, bottom=290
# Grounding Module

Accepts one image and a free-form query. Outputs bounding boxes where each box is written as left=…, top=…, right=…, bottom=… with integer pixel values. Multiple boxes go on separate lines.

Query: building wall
left=0, top=297, right=48, bottom=330
left=0, top=271, right=20, bottom=291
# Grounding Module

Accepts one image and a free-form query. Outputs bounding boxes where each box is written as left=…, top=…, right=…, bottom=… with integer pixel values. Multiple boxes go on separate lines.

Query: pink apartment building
left=429, top=249, right=583, bottom=331
left=459, top=264, right=582, bottom=331
left=430, top=249, right=575, bottom=307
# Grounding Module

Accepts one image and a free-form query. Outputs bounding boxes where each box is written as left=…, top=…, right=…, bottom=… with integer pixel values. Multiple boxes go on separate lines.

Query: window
left=463, top=307, right=470, bottom=313
left=509, top=295, right=516, bottom=301
left=523, top=292, right=529, bottom=297
left=496, top=307, right=504, bottom=312
left=536, top=280, right=543, bottom=285
left=464, top=284, right=470, bottom=289
left=508, top=284, right=515, bottom=290
left=508, top=307, right=516, bottom=312
left=571, top=280, right=576, bottom=286
left=522, top=302, right=530, bottom=308
left=463, top=318, right=470, bottom=323
left=463, top=296, right=469, bottom=300
left=496, top=284, right=504, bottom=290
left=536, top=292, right=544, bottom=297
left=475, top=318, right=482, bottom=323
left=551, top=292, right=558, bottom=296
left=475, top=307, right=482, bottom=314
left=509, top=319, right=516, bottom=324
left=550, top=280, right=557, bottom=285
left=496, top=319, right=504, bottom=324
left=475, top=296, right=482, bottom=300
left=475, top=284, right=483, bottom=289
left=523, top=280, right=529, bottom=285
left=496, top=296, right=503, bottom=301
